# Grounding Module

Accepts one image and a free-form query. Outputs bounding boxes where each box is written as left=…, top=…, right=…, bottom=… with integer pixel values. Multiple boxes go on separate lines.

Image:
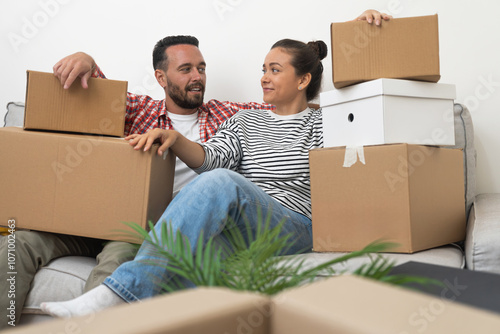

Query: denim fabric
left=103, top=168, right=312, bottom=302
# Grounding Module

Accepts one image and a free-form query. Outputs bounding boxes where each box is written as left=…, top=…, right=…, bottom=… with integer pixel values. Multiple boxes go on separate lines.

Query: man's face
left=164, top=44, right=207, bottom=109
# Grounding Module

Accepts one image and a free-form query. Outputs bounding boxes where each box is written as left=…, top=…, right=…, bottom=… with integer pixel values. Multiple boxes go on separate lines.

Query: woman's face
left=261, top=47, right=303, bottom=107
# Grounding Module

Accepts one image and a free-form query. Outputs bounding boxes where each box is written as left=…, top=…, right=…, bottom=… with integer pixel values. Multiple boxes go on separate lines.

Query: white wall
left=1, top=0, right=499, bottom=194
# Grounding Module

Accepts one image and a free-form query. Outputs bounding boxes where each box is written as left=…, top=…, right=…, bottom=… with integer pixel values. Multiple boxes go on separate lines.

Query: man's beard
left=167, top=77, right=205, bottom=109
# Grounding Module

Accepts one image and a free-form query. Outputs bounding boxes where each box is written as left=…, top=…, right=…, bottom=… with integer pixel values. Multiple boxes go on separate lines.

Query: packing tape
left=162, top=150, right=169, bottom=160
left=343, top=146, right=366, bottom=167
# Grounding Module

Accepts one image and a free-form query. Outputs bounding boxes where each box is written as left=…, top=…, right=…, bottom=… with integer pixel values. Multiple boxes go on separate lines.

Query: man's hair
left=152, top=35, right=200, bottom=70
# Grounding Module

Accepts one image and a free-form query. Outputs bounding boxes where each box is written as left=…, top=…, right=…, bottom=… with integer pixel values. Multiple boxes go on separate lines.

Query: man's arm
left=53, top=52, right=158, bottom=136
left=53, top=52, right=101, bottom=89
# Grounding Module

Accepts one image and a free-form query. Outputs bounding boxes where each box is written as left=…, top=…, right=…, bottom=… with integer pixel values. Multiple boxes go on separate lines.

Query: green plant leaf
left=120, top=210, right=438, bottom=296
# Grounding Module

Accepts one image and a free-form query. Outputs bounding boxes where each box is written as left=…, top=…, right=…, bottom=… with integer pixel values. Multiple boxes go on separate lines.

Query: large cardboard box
left=331, top=14, right=440, bottom=88
left=0, top=127, right=175, bottom=242
left=310, top=144, right=466, bottom=253
left=272, top=276, right=500, bottom=334
left=320, top=79, right=456, bottom=148
left=3, top=288, right=270, bottom=334
left=24, top=70, right=128, bottom=137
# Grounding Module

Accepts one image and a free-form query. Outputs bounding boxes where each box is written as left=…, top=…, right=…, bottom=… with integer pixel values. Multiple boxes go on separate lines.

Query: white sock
left=41, top=285, right=125, bottom=318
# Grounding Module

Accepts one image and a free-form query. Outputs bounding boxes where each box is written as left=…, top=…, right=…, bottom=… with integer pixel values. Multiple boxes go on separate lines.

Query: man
left=0, top=35, right=275, bottom=328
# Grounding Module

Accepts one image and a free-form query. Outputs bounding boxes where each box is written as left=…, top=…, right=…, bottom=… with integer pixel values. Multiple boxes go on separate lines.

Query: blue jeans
left=103, top=169, right=312, bottom=302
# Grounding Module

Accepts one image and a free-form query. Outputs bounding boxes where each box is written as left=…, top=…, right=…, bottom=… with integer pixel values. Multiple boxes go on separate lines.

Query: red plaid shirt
left=93, top=66, right=275, bottom=140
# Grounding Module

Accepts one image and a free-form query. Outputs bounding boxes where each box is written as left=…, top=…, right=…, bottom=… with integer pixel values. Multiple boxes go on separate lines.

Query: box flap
left=272, top=276, right=500, bottom=334
left=4, top=288, right=270, bottom=334
left=407, top=145, right=466, bottom=250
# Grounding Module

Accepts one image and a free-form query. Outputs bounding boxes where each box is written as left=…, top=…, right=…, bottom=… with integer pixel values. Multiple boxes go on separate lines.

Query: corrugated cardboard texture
left=4, top=288, right=270, bottom=334
left=272, top=276, right=500, bottom=334
left=0, top=127, right=174, bottom=242
left=310, top=144, right=465, bottom=253
left=331, top=14, right=440, bottom=88
left=24, top=70, right=127, bottom=137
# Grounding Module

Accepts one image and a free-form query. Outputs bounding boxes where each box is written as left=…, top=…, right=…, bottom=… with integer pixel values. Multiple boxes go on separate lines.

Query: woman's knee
left=188, top=169, right=246, bottom=196
left=198, top=168, right=241, bottom=184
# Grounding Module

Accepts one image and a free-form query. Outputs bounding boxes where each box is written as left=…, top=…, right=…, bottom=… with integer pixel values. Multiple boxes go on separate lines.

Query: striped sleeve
left=195, top=117, right=242, bottom=172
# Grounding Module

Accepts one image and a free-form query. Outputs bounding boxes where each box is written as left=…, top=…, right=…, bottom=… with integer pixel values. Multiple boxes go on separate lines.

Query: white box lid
left=320, top=78, right=456, bottom=107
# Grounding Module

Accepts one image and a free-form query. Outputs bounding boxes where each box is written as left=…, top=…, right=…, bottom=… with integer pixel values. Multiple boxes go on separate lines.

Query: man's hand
left=355, top=9, right=392, bottom=26
left=53, top=52, right=96, bottom=89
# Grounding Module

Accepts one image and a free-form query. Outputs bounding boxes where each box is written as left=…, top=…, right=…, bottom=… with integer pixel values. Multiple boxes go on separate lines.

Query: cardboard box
left=3, top=288, right=270, bottom=334
left=331, top=14, right=440, bottom=88
left=7, top=278, right=500, bottom=334
left=272, top=276, right=500, bottom=334
left=24, top=70, right=128, bottom=137
left=310, top=144, right=466, bottom=253
left=0, top=127, right=175, bottom=242
left=321, top=79, right=456, bottom=148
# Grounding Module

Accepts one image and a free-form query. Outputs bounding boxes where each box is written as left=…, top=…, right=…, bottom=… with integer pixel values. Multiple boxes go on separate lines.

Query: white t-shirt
left=167, top=111, right=201, bottom=197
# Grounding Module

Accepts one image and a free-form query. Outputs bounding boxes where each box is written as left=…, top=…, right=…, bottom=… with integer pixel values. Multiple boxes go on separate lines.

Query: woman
left=41, top=9, right=391, bottom=315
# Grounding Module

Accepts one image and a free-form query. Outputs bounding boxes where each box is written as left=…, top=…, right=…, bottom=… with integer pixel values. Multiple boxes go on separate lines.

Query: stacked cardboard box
left=0, top=71, right=175, bottom=242
left=24, top=71, right=128, bottom=137
left=311, top=15, right=466, bottom=253
left=330, top=14, right=440, bottom=89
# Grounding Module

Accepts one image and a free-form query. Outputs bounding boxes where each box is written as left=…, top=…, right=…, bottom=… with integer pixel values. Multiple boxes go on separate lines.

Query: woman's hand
left=126, top=128, right=206, bottom=168
left=126, top=129, right=179, bottom=156
left=355, top=9, right=392, bottom=25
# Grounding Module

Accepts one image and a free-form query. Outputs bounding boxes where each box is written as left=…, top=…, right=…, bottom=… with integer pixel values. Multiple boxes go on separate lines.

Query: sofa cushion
left=451, top=103, right=476, bottom=218
left=22, top=256, right=97, bottom=315
left=465, top=193, right=500, bottom=274
left=4, top=101, right=25, bottom=127
left=280, top=244, right=465, bottom=276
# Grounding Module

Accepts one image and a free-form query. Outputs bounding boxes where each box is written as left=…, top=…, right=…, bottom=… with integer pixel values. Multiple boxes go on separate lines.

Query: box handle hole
left=348, top=113, right=354, bottom=122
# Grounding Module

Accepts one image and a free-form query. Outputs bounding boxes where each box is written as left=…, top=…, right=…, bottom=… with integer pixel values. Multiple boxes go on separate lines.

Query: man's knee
left=3, top=230, right=50, bottom=251
left=97, top=241, right=137, bottom=266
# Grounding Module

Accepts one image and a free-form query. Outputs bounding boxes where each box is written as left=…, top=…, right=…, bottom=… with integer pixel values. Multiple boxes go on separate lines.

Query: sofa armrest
left=465, top=193, right=500, bottom=273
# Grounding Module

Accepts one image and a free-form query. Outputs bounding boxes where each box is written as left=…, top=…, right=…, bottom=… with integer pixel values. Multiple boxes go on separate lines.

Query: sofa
left=3, top=100, right=500, bottom=326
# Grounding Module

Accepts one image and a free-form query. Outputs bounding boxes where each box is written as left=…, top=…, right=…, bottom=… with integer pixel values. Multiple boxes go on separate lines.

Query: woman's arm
left=126, top=129, right=205, bottom=169
left=353, top=9, right=392, bottom=25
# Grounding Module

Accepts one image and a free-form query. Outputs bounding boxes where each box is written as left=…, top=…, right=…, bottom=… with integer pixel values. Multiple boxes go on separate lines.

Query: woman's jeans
left=103, top=169, right=312, bottom=302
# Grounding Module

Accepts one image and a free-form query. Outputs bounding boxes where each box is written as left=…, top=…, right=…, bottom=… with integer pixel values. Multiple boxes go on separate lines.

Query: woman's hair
left=271, top=39, right=328, bottom=101
left=152, top=35, right=199, bottom=71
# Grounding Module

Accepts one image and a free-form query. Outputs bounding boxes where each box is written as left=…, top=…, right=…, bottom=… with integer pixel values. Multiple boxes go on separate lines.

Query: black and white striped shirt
left=195, top=108, right=323, bottom=219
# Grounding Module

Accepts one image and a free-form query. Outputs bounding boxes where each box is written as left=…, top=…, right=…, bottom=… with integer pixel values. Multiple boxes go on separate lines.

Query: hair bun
left=307, top=40, right=328, bottom=60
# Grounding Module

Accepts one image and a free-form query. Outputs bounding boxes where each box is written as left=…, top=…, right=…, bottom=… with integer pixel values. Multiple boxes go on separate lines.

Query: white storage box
left=320, top=79, right=456, bottom=147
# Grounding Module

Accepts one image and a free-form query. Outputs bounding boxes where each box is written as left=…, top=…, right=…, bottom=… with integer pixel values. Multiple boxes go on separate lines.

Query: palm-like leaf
left=123, top=211, right=438, bottom=296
